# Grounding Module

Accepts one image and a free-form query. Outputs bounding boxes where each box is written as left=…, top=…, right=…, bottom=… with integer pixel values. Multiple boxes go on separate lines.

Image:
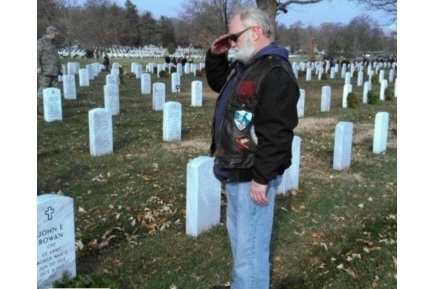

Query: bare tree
left=256, top=0, right=325, bottom=40
left=350, top=0, right=396, bottom=23
left=179, top=0, right=254, bottom=47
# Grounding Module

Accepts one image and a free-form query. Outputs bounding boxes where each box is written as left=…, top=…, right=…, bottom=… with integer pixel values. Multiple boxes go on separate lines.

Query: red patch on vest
left=235, top=137, right=250, bottom=150
left=237, top=80, right=256, bottom=97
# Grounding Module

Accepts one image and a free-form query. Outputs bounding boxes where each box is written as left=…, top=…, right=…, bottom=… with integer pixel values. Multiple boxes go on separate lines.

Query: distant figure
left=37, top=26, right=62, bottom=114
left=165, top=55, right=171, bottom=64
left=103, top=53, right=110, bottom=72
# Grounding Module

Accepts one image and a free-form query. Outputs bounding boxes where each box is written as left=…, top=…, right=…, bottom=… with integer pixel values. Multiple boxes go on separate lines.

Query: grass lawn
left=38, top=56, right=397, bottom=289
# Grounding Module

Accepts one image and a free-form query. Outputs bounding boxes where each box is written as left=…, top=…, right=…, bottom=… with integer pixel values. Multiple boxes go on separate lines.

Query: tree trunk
left=256, top=0, right=278, bottom=41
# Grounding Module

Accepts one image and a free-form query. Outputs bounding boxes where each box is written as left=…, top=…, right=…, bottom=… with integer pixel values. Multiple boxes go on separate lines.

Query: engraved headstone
left=357, top=71, right=364, bottom=86
left=191, top=80, right=203, bottom=107
left=373, top=112, right=389, bottom=154
left=163, top=101, right=182, bottom=141
left=186, top=156, right=221, bottom=237
left=78, top=68, right=89, bottom=87
left=305, top=67, right=312, bottom=81
left=342, top=84, right=352, bottom=108
left=171, top=72, right=181, bottom=93
left=297, top=89, right=305, bottom=117
left=106, top=74, right=119, bottom=86
left=345, top=72, right=351, bottom=85
left=86, top=64, right=94, bottom=80
left=89, top=108, right=113, bottom=156
left=321, top=86, right=331, bottom=112
left=380, top=79, right=388, bottom=100
left=152, top=82, right=166, bottom=111
left=363, top=81, right=370, bottom=104
left=43, top=88, right=62, bottom=122
left=333, top=121, right=353, bottom=170
left=277, top=136, right=302, bottom=193
left=37, top=194, right=76, bottom=289
left=141, top=73, right=151, bottom=94
left=62, top=74, right=76, bottom=100
left=104, top=84, right=120, bottom=116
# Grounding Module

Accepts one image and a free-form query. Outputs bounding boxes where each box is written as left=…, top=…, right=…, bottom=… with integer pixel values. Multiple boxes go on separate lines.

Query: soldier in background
left=37, top=26, right=62, bottom=114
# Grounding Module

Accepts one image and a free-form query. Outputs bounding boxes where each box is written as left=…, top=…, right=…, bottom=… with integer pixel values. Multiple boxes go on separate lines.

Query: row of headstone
left=333, top=111, right=390, bottom=170
left=296, top=77, right=396, bottom=116
left=186, top=109, right=390, bottom=236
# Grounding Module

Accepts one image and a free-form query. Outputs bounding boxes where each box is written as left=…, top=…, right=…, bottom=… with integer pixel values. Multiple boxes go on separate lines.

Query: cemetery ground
left=37, top=57, right=397, bottom=289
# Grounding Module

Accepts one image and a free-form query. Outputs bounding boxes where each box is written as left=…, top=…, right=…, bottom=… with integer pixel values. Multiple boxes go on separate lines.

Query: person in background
left=103, top=53, right=110, bottom=72
left=37, top=26, right=62, bottom=114
left=205, top=7, right=300, bottom=289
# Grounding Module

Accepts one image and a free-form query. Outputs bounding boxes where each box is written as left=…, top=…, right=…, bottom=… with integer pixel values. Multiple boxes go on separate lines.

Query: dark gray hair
left=236, top=7, right=272, bottom=38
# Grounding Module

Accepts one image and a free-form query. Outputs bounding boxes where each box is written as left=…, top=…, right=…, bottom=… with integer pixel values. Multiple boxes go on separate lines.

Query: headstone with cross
left=37, top=194, right=76, bottom=289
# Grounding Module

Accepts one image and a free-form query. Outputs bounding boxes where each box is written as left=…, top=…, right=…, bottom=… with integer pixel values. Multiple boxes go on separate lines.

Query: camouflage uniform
left=37, top=33, right=61, bottom=106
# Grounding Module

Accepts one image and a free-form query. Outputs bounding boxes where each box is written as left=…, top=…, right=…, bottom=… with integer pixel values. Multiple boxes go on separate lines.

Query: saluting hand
left=210, top=34, right=231, bottom=55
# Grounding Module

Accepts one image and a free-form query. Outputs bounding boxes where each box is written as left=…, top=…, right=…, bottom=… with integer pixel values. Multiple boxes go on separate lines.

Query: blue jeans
left=225, top=175, right=282, bottom=289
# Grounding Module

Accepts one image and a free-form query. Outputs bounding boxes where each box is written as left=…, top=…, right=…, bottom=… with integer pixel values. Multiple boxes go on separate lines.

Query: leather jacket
left=205, top=45, right=300, bottom=185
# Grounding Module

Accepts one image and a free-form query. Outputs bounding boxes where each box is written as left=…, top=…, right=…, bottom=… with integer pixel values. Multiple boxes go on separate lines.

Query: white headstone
left=277, top=136, right=302, bottom=193
left=357, top=71, right=364, bottom=86
left=62, top=74, right=77, bottom=100
left=171, top=72, right=181, bottom=93
left=191, top=80, right=203, bottom=107
left=37, top=194, right=76, bottom=289
left=341, top=64, right=346, bottom=78
left=184, top=63, right=191, bottom=74
left=163, top=101, right=182, bottom=141
left=152, top=82, right=166, bottom=111
left=373, top=112, right=389, bottom=154
left=362, top=81, right=370, bottom=104
left=191, top=63, right=197, bottom=76
left=78, top=68, right=89, bottom=87
left=106, top=74, right=119, bottom=86
left=67, top=62, right=77, bottom=75
left=342, top=84, right=352, bottom=108
left=306, top=68, right=312, bottom=81
left=157, top=64, right=164, bottom=78
left=86, top=64, right=94, bottom=80
left=333, top=121, right=353, bottom=170
left=321, top=86, right=331, bottom=112
left=379, top=69, right=385, bottom=83
left=380, top=79, right=388, bottom=100
left=345, top=72, right=351, bottom=84
left=176, top=63, right=183, bottom=76
left=43, top=88, right=62, bottom=122
left=297, top=89, right=305, bottom=117
left=186, top=156, right=221, bottom=237
left=104, top=84, right=120, bottom=115
left=112, top=62, right=121, bottom=70
left=330, top=67, right=335, bottom=79
left=88, top=108, right=113, bottom=156
left=141, top=73, right=151, bottom=94
left=135, top=63, right=143, bottom=79
left=389, top=69, right=395, bottom=83
left=394, top=78, right=397, bottom=98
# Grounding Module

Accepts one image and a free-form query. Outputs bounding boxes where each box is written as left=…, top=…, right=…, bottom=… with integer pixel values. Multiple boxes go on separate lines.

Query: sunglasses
left=228, top=27, right=251, bottom=43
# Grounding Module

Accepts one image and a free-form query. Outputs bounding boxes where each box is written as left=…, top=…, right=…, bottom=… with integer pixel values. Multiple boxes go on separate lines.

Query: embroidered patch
left=237, top=80, right=256, bottom=97
left=234, top=110, right=252, bottom=131
left=235, top=137, right=251, bottom=150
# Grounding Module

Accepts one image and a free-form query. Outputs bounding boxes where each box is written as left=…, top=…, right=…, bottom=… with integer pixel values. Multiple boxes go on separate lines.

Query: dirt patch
left=162, top=138, right=210, bottom=154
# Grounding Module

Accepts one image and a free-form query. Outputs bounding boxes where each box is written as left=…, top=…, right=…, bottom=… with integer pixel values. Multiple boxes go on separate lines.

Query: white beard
left=234, top=36, right=255, bottom=64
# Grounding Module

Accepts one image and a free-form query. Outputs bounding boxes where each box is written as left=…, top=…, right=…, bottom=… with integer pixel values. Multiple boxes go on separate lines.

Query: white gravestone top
left=37, top=194, right=76, bottom=289
left=163, top=101, right=182, bottom=141
left=43, top=88, right=62, bottom=122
